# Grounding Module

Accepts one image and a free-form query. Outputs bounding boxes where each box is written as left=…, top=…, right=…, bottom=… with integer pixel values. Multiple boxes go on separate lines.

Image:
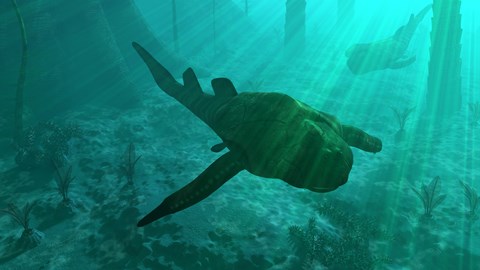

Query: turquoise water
left=0, top=0, right=479, bottom=269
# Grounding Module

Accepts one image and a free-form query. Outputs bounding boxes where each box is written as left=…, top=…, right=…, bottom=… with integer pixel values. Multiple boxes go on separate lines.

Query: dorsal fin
left=183, top=68, right=203, bottom=94
left=211, top=78, right=238, bottom=97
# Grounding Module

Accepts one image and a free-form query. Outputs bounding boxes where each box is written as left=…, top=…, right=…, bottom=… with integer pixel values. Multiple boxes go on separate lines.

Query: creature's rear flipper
left=137, top=151, right=244, bottom=227
left=342, top=125, right=382, bottom=153
left=389, top=56, right=416, bottom=69
left=132, top=42, right=184, bottom=97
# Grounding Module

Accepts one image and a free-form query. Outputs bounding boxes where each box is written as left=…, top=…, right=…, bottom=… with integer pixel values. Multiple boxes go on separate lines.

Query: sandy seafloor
left=1, top=45, right=479, bottom=270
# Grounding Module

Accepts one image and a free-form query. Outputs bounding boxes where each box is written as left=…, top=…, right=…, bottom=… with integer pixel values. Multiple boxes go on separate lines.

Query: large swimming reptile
left=133, top=42, right=382, bottom=227
left=345, top=4, right=432, bottom=75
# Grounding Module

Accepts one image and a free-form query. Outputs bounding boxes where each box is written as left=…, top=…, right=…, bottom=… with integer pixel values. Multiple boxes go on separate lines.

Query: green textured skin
left=211, top=92, right=352, bottom=192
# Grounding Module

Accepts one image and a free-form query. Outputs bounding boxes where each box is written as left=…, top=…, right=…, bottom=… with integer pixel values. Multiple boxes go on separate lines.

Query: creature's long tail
left=394, top=4, right=432, bottom=46
left=405, top=4, right=432, bottom=36
left=414, top=4, right=433, bottom=26
left=132, top=42, right=220, bottom=126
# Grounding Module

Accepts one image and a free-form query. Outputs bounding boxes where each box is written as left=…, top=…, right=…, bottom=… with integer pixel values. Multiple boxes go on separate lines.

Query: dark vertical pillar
left=11, top=0, right=27, bottom=146
left=245, top=0, right=249, bottom=16
left=172, top=0, right=179, bottom=52
left=284, top=0, right=306, bottom=53
left=426, top=0, right=462, bottom=118
left=100, top=0, right=202, bottom=76
left=213, top=0, right=217, bottom=54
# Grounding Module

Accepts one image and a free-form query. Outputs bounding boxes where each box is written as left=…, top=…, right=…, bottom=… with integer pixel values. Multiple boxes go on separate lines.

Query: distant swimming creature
left=132, top=42, right=382, bottom=227
left=345, top=4, right=432, bottom=75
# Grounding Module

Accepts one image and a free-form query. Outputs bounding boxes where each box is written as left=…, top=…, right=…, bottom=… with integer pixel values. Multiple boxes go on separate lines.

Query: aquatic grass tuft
left=390, top=106, right=415, bottom=134
left=411, top=176, right=446, bottom=218
left=459, top=180, right=479, bottom=219
left=119, top=142, right=141, bottom=185
left=247, top=80, right=264, bottom=91
left=0, top=201, right=44, bottom=249
left=1, top=202, right=34, bottom=231
left=468, top=102, right=480, bottom=126
left=53, top=161, right=75, bottom=206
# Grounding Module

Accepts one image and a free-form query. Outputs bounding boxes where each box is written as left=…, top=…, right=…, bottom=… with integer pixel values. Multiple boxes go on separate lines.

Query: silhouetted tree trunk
left=285, top=0, right=306, bottom=53
left=172, top=0, right=179, bottom=52
left=213, top=0, right=217, bottom=53
left=100, top=0, right=201, bottom=76
left=426, top=0, right=462, bottom=118
left=10, top=0, right=27, bottom=146
left=0, top=0, right=206, bottom=123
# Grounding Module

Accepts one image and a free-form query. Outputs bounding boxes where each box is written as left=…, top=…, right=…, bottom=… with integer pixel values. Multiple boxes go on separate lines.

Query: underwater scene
left=0, top=0, right=479, bottom=269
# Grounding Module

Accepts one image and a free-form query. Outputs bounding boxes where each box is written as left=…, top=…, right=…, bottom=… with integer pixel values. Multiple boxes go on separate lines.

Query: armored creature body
left=133, top=42, right=382, bottom=227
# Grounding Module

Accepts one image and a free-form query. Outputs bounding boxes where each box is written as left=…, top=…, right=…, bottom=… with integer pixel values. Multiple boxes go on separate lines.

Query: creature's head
left=286, top=120, right=353, bottom=192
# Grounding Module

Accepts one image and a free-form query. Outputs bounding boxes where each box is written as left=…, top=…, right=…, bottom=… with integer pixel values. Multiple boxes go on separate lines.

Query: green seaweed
left=247, top=80, right=264, bottom=91
left=390, top=106, right=415, bottom=133
left=0, top=201, right=44, bottom=249
left=468, top=102, right=480, bottom=126
left=288, top=201, right=390, bottom=269
left=53, top=162, right=76, bottom=206
left=119, top=142, right=141, bottom=185
left=411, top=176, right=447, bottom=218
left=459, top=180, right=479, bottom=219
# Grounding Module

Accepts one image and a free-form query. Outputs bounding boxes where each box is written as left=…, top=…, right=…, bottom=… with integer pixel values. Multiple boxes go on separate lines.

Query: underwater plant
left=288, top=218, right=319, bottom=268
left=468, top=102, right=480, bottom=125
left=15, top=121, right=81, bottom=170
left=53, top=162, right=75, bottom=207
left=459, top=180, right=479, bottom=219
left=390, top=106, right=415, bottom=139
left=411, top=176, right=447, bottom=218
left=10, top=0, right=28, bottom=146
left=288, top=202, right=389, bottom=270
left=247, top=80, right=264, bottom=91
left=119, top=142, right=141, bottom=185
left=0, top=202, right=44, bottom=249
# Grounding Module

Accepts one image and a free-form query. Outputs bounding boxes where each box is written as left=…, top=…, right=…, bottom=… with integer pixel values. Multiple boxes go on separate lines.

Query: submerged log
left=426, top=0, right=462, bottom=118
left=0, top=0, right=205, bottom=123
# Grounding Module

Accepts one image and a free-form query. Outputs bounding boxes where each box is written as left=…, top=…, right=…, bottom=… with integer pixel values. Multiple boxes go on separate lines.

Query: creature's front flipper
left=210, top=142, right=227, bottom=152
left=342, top=125, right=382, bottom=153
left=137, top=151, right=244, bottom=227
left=389, top=56, right=416, bottom=69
